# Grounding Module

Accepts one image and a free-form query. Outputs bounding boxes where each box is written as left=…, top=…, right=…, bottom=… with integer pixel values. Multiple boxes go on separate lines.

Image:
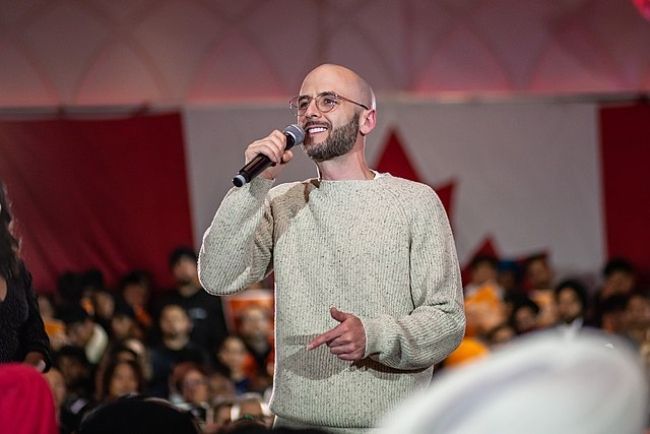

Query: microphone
left=232, top=124, right=305, bottom=187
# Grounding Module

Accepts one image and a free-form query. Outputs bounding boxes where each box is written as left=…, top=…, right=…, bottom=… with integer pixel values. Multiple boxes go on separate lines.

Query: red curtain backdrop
left=0, top=113, right=194, bottom=292
left=599, top=103, right=650, bottom=284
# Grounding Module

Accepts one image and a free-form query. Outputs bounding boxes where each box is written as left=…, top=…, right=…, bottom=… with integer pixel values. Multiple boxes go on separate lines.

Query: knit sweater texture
left=199, top=174, right=465, bottom=431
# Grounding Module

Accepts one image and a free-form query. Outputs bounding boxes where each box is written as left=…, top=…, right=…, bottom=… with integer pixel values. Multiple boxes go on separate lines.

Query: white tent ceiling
left=1, top=0, right=649, bottom=107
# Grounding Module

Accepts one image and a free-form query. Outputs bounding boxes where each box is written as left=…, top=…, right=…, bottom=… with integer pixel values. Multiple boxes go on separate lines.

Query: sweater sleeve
left=18, top=266, right=52, bottom=371
left=198, top=177, right=275, bottom=296
left=358, top=188, right=465, bottom=370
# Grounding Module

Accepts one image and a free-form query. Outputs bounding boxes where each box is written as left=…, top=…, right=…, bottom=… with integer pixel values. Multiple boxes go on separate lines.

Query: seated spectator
left=78, top=396, right=200, bottom=434
left=171, top=362, right=211, bottom=425
left=464, top=255, right=503, bottom=298
left=215, top=336, right=254, bottom=395
left=497, top=260, right=522, bottom=296
left=207, top=371, right=236, bottom=404
left=90, top=289, right=115, bottom=336
left=54, top=346, right=95, bottom=433
left=38, top=294, right=68, bottom=352
left=119, top=270, right=154, bottom=330
left=523, top=254, right=558, bottom=328
left=238, top=305, right=274, bottom=390
left=59, top=306, right=108, bottom=365
left=164, top=247, right=228, bottom=352
left=623, top=290, right=650, bottom=347
left=510, top=297, right=540, bottom=335
left=554, top=279, right=589, bottom=329
left=97, top=359, right=143, bottom=402
left=595, top=294, right=630, bottom=336
left=149, top=303, right=209, bottom=398
left=110, top=302, right=143, bottom=342
left=598, top=258, right=636, bottom=301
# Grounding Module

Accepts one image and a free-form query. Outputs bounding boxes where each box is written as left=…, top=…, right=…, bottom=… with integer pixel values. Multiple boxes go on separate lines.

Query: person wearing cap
left=0, top=181, right=51, bottom=372
left=198, top=64, right=465, bottom=432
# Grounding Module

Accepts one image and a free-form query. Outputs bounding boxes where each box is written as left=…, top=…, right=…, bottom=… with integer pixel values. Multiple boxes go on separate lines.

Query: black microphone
left=232, top=124, right=305, bottom=187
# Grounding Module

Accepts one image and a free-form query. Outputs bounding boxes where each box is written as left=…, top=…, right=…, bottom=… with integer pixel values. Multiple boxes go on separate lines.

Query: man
left=149, top=303, right=209, bottom=398
left=166, top=247, right=228, bottom=352
left=199, top=64, right=464, bottom=432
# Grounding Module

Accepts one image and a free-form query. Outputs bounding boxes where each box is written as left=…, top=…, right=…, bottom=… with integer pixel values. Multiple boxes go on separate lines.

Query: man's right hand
left=244, top=130, right=295, bottom=180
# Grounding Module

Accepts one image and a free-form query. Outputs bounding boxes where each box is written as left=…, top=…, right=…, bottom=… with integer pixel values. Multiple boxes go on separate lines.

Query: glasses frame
left=289, top=91, right=370, bottom=116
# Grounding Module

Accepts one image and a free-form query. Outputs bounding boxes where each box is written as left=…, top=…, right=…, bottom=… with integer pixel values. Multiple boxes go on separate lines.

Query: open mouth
left=304, top=123, right=330, bottom=138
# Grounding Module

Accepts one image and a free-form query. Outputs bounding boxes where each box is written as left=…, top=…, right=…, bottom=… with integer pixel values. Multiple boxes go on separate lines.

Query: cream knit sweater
left=199, top=174, right=465, bottom=431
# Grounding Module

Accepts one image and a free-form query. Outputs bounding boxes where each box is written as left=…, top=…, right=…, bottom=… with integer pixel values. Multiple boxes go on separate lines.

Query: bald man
left=199, top=64, right=465, bottom=433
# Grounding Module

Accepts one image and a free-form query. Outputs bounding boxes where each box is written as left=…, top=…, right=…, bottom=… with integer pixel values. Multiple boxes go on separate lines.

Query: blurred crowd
left=39, top=247, right=276, bottom=434
left=33, top=245, right=649, bottom=434
left=449, top=254, right=649, bottom=373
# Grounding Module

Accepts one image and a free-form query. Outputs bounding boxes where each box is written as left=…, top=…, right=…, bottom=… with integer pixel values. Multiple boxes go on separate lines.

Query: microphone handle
left=232, top=154, right=274, bottom=187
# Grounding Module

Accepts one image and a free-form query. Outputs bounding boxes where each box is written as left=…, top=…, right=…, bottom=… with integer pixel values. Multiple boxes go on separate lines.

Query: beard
left=304, top=113, right=360, bottom=162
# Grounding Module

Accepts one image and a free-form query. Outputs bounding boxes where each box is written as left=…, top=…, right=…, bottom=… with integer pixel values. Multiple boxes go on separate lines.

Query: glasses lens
left=317, top=93, right=339, bottom=113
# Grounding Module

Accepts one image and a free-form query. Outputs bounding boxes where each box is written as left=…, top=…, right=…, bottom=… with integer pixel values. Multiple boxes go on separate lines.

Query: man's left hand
left=307, top=307, right=366, bottom=361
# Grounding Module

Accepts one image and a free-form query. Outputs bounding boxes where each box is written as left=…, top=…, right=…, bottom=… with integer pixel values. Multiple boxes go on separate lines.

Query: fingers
left=330, top=306, right=350, bottom=322
left=245, top=130, right=287, bottom=165
left=307, top=326, right=344, bottom=350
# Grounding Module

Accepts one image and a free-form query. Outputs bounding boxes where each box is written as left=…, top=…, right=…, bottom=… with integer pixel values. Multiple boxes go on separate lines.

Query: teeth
left=308, top=127, right=327, bottom=133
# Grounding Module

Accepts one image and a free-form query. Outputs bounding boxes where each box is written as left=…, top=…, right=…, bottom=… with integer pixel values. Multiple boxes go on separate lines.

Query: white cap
left=380, top=330, right=648, bottom=434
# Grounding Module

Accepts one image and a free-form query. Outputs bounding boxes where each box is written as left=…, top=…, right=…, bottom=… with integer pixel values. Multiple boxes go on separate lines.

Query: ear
left=358, top=109, right=376, bottom=136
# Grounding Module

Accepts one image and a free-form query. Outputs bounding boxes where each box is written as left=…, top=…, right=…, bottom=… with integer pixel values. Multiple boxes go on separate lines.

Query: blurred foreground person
left=0, top=181, right=51, bottom=371
left=0, top=363, right=57, bottom=434
left=381, top=330, right=648, bottom=434
left=78, top=396, right=200, bottom=434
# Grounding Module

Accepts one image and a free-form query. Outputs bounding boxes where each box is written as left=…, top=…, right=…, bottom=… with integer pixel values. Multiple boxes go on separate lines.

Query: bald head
left=301, top=64, right=376, bottom=110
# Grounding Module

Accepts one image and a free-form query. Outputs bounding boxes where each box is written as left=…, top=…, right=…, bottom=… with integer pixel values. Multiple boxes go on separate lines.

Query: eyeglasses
left=289, top=92, right=369, bottom=116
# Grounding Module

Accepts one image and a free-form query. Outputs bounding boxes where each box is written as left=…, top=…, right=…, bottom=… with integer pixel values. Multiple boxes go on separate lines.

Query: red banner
left=0, top=113, right=194, bottom=292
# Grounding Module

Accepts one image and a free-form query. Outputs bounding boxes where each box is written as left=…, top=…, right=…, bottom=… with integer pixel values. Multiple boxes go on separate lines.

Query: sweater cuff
left=358, top=315, right=384, bottom=359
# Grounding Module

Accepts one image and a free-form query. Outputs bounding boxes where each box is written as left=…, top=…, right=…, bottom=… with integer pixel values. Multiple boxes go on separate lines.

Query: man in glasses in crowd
left=199, top=64, right=465, bottom=433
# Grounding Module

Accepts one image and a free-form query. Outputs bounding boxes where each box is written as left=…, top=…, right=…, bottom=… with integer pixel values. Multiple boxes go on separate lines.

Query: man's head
left=238, top=305, right=272, bottom=342
left=293, top=64, right=376, bottom=162
left=159, top=304, right=192, bottom=339
left=469, top=255, right=499, bottom=286
left=169, top=247, right=199, bottom=288
left=60, top=306, right=95, bottom=347
left=602, top=258, right=636, bottom=298
left=554, top=279, right=589, bottom=324
left=524, top=254, right=554, bottom=290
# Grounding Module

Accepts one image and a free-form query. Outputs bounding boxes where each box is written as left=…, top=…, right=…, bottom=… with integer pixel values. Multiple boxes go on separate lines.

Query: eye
left=298, top=98, right=311, bottom=110
left=321, top=95, right=337, bottom=107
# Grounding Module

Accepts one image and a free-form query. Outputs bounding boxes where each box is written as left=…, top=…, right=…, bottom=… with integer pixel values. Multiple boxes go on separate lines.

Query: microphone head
left=284, top=124, right=305, bottom=149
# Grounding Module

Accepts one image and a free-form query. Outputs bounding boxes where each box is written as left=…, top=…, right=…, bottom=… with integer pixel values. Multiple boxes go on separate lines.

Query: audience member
left=510, top=296, right=540, bottom=335
left=78, top=396, right=201, bottom=434
left=215, top=336, right=254, bottom=395
left=149, top=303, right=209, bottom=398
left=165, top=246, right=228, bottom=352
left=524, top=254, right=558, bottom=327
left=554, top=279, right=589, bottom=329
left=97, top=359, right=143, bottom=402
left=600, top=258, right=636, bottom=300
left=119, top=270, right=154, bottom=330
left=59, top=305, right=108, bottom=365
